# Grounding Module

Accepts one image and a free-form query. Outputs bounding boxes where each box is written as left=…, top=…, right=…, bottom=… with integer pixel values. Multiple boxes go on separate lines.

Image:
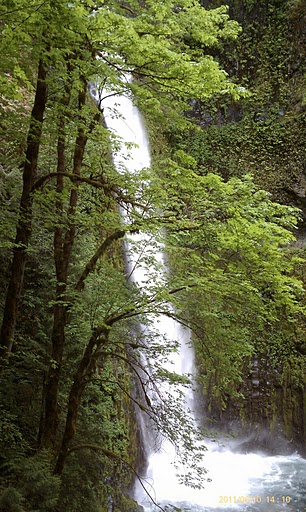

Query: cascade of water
left=94, top=86, right=306, bottom=512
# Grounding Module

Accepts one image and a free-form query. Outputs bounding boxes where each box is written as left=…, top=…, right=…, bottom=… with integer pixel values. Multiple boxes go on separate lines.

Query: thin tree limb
left=66, top=443, right=165, bottom=512
left=75, top=230, right=126, bottom=292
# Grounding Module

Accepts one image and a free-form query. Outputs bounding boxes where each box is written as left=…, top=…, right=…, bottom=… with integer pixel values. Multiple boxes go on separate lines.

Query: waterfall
left=91, top=85, right=306, bottom=512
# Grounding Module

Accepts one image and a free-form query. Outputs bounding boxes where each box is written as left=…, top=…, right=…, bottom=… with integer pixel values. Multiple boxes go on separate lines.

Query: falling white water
left=92, top=85, right=306, bottom=512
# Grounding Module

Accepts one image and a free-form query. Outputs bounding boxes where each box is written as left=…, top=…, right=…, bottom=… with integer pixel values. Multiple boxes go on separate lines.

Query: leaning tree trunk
left=0, top=59, right=48, bottom=358
left=54, top=326, right=109, bottom=475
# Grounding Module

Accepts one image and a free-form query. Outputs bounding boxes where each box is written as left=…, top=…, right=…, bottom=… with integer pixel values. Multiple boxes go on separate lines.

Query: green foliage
left=18, top=453, right=60, bottom=511
left=168, top=0, right=306, bottom=204
left=152, top=164, right=304, bottom=403
left=0, top=487, right=25, bottom=512
left=0, top=452, right=60, bottom=512
left=161, top=0, right=306, bottom=436
left=0, top=0, right=243, bottom=125
left=1, top=0, right=306, bottom=507
left=58, top=453, right=106, bottom=512
left=0, top=408, right=27, bottom=456
left=170, top=106, right=306, bottom=204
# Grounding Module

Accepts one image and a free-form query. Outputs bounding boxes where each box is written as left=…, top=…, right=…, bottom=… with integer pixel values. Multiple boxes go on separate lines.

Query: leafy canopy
left=0, top=0, right=243, bottom=111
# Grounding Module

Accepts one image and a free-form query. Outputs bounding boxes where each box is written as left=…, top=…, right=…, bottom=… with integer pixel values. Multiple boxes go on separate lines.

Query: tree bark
left=42, top=81, right=88, bottom=448
left=41, top=81, right=70, bottom=448
left=54, top=326, right=109, bottom=474
left=0, top=59, right=48, bottom=358
left=75, top=229, right=125, bottom=292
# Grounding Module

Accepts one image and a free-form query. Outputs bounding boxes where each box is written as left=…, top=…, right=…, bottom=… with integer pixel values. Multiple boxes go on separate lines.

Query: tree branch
left=32, top=171, right=148, bottom=209
left=75, top=230, right=126, bottom=292
left=118, top=3, right=137, bottom=16
left=105, top=284, right=197, bottom=327
left=32, top=171, right=110, bottom=193
left=110, top=352, right=153, bottom=409
left=66, top=443, right=165, bottom=512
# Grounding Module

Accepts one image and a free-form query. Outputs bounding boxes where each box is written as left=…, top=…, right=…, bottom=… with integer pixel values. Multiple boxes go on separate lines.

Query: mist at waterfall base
left=90, top=84, right=306, bottom=512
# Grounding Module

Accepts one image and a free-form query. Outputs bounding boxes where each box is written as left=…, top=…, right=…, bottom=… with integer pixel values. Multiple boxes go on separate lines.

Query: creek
left=90, top=84, right=306, bottom=512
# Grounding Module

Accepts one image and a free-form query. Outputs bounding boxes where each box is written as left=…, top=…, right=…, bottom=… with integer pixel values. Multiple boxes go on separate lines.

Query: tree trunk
left=0, top=59, right=48, bottom=358
left=42, top=82, right=88, bottom=447
left=54, top=327, right=108, bottom=474
left=41, top=81, right=70, bottom=448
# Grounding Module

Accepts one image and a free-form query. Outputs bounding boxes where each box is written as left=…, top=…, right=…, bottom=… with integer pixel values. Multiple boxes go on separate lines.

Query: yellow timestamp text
left=219, top=495, right=292, bottom=504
